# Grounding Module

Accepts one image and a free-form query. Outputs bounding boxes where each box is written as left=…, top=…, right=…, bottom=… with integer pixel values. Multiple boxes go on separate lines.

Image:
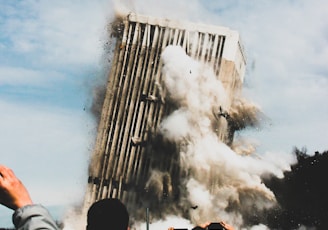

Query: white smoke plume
left=161, top=45, right=228, bottom=116
left=141, top=45, right=297, bottom=229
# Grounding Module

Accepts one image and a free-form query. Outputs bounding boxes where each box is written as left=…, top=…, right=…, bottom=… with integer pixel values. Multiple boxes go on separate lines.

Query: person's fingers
left=0, top=165, right=7, bottom=185
left=0, top=166, right=19, bottom=184
left=0, top=165, right=6, bottom=178
left=0, top=165, right=12, bottom=179
left=219, top=221, right=234, bottom=230
left=199, top=222, right=210, bottom=228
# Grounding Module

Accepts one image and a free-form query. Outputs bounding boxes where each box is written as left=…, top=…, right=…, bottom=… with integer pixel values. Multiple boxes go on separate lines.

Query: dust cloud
left=132, top=46, right=296, bottom=230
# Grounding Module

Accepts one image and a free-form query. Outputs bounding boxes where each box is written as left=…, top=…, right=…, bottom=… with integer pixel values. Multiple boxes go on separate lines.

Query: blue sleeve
left=12, top=204, right=60, bottom=230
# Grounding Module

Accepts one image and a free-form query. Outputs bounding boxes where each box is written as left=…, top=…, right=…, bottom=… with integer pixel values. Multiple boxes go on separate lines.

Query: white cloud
left=0, top=66, right=65, bottom=86
left=115, top=0, right=207, bottom=23
left=1, top=0, right=112, bottom=69
left=0, top=0, right=113, bottom=225
left=0, top=99, right=96, bottom=205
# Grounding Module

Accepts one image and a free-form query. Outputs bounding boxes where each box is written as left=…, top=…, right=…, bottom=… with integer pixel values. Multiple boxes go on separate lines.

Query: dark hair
left=87, top=198, right=129, bottom=230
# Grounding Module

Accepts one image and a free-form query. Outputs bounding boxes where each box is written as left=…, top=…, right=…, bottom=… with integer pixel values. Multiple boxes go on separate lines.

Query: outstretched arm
left=0, top=165, right=33, bottom=210
left=0, top=165, right=59, bottom=230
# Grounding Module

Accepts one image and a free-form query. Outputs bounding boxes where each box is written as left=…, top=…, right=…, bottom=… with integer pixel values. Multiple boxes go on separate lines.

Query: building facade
left=83, top=13, right=246, bottom=221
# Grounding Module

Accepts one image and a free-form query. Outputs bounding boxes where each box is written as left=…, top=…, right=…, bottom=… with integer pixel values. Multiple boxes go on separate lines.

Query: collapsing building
left=83, top=13, right=247, bottom=223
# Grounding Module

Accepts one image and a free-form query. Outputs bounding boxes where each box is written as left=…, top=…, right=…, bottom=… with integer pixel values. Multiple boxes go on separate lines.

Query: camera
left=173, top=222, right=227, bottom=230
left=206, top=222, right=226, bottom=230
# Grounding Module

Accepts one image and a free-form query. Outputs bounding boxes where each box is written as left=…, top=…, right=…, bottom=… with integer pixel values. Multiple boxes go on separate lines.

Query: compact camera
left=174, top=222, right=226, bottom=230
left=206, top=222, right=226, bottom=230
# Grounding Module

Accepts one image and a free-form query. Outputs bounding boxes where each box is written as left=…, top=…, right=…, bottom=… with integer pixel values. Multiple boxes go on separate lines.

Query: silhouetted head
left=87, top=198, right=129, bottom=230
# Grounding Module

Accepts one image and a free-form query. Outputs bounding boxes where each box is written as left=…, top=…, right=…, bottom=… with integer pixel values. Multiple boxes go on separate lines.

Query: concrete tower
left=83, top=13, right=246, bottom=220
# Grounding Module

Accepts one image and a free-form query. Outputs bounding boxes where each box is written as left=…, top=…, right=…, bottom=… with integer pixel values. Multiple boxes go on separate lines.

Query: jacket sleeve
left=12, top=204, right=60, bottom=230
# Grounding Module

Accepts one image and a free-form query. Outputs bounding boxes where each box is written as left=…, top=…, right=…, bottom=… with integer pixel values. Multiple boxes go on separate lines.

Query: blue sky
left=1, top=0, right=327, bottom=227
